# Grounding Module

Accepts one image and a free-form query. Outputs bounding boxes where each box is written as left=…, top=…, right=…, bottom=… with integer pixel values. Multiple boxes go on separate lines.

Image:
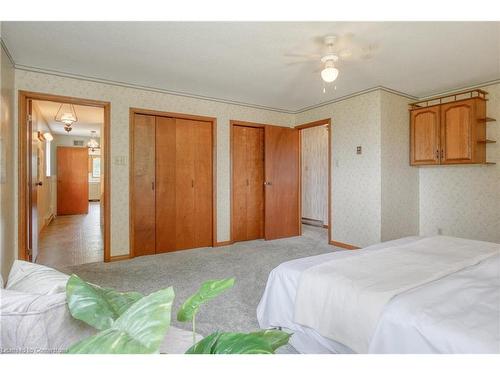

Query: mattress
left=256, top=236, right=500, bottom=353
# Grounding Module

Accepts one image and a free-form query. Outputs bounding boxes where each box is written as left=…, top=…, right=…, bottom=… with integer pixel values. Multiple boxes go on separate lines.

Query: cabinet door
left=410, top=107, right=440, bottom=165
left=132, top=114, right=156, bottom=256
left=440, top=99, right=474, bottom=164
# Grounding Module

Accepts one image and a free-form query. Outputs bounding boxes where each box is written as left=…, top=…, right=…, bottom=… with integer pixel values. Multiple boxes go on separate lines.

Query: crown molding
left=12, top=63, right=419, bottom=114
left=295, top=86, right=417, bottom=113
left=416, top=78, right=500, bottom=101
left=4, top=37, right=500, bottom=115
left=0, top=37, right=15, bottom=66
left=13, top=64, right=297, bottom=114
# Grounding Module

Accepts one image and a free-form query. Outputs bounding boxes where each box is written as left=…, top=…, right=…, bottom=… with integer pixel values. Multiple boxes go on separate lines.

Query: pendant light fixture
left=55, top=103, right=78, bottom=132
left=87, top=130, right=100, bottom=151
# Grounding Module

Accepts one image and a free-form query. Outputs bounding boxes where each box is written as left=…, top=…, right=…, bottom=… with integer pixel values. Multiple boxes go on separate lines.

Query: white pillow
left=0, top=288, right=96, bottom=353
left=6, top=260, right=69, bottom=295
left=0, top=288, right=202, bottom=354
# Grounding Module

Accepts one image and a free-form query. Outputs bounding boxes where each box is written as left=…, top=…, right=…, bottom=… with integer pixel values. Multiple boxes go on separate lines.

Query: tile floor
left=36, top=202, right=104, bottom=268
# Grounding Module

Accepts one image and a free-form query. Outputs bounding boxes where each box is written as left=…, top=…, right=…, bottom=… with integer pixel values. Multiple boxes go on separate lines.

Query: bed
left=257, top=236, right=500, bottom=354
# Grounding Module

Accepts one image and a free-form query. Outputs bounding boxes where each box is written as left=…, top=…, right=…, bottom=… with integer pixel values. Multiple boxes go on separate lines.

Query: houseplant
left=65, top=275, right=290, bottom=354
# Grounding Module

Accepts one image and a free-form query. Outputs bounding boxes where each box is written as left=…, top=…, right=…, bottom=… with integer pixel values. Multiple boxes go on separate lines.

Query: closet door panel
left=155, top=116, right=177, bottom=253
left=132, top=114, right=156, bottom=256
left=175, top=119, right=196, bottom=250
left=193, top=121, right=213, bottom=247
left=232, top=126, right=248, bottom=241
left=264, top=126, right=300, bottom=240
left=245, top=127, right=264, bottom=240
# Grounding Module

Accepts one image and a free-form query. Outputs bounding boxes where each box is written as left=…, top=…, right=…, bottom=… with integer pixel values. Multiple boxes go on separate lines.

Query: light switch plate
left=356, top=146, right=362, bottom=155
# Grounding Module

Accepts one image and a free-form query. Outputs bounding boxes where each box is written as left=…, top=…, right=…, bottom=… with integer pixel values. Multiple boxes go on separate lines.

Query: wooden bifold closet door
left=232, top=126, right=265, bottom=241
left=132, top=113, right=213, bottom=257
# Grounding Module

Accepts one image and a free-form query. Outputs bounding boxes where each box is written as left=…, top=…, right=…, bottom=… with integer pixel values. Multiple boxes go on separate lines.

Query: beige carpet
left=61, top=225, right=341, bottom=353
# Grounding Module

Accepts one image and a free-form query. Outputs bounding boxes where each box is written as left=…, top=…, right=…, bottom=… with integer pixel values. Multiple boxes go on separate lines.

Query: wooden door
left=193, top=120, right=213, bottom=247
left=175, top=119, right=197, bottom=250
left=410, top=106, right=440, bottom=165
left=57, top=147, right=88, bottom=215
left=155, top=116, right=176, bottom=253
left=174, top=119, right=213, bottom=250
left=440, top=99, right=474, bottom=164
left=232, top=126, right=264, bottom=242
left=132, top=114, right=156, bottom=256
left=27, top=100, right=38, bottom=262
left=264, top=126, right=300, bottom=240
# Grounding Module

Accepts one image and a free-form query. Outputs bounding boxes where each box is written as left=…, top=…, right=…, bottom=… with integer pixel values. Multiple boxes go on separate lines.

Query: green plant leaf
left=66, top=274, right=144, bottom=330
left=67, top=287, right=174, bottom=354
left=177, top=278, right=235, bottom=322
left=248, top=329, right=292, bottom=351
left=185, top=330, right=291, bottom=354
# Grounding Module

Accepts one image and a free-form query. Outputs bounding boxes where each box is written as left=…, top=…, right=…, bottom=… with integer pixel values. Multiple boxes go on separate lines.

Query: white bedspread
left=293, top=236, right=499, bottom=353
left=257, top=236, right=500, bottom=353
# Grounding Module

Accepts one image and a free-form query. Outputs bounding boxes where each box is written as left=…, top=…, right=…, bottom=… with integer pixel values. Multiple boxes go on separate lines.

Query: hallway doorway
left=18, top=91, right=111, bottom=265
left=37, top=202, right=103, bottom=267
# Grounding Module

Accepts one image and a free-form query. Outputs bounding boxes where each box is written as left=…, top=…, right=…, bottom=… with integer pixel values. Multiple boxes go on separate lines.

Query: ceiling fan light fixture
left=321, top=66, right=339, bottom=83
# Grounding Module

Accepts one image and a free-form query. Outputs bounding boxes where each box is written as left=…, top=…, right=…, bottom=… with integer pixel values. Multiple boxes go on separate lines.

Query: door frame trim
left=129, top=108, right=218, bottom=257
left=295, top=118, right=332, bottom=244
left=18, top=90, right=111, bottom=262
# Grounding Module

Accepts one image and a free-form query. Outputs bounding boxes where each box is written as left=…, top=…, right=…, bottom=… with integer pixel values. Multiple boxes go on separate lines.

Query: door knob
left=264, top=181, right=272, bottom=186
left=36, top=181, right=43, bottom=186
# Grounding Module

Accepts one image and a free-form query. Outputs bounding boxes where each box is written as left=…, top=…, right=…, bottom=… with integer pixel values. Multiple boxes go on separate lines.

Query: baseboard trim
left=109, top=254, right=131, bottom=262
left=329, top=240, right=360, bottom=250
left=215, top=240, right=234, bottom=247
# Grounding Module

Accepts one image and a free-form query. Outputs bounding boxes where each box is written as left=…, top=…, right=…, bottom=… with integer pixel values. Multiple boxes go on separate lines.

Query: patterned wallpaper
left=380, top=91, right=419, bottom=241
left=10, top=68, right=500, bottom=264
left=419, top=83, right=500, bottom=243
left=296, top=90, right=383, bottom=247
left=0, top=44, right=16, bottom=279
left=14, top=70, right=294, bottom=256
left=301, top=125, right=329, bottom=224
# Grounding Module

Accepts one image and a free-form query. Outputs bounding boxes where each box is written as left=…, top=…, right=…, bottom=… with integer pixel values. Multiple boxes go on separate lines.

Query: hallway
left=36, top=202, right=103, bottom=268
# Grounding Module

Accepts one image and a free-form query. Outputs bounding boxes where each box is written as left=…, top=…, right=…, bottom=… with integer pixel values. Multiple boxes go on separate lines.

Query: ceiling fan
left=285, top=34, right=377, bottom=84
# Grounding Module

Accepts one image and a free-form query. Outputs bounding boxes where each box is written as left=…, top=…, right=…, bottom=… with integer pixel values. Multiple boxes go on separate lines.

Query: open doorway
left=296, top=119, right=331, bottom=244
left=18, top=92, right=110, bottom=267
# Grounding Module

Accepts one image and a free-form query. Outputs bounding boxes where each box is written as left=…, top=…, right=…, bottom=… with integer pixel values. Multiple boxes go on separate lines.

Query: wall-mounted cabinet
left=409, top=89, right=495, bottom=166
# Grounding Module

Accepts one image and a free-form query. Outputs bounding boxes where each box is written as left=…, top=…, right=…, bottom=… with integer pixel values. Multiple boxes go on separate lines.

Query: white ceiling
left=34, top=100, right=103, bottom=136
left=4, top=22, right=500, bottom=112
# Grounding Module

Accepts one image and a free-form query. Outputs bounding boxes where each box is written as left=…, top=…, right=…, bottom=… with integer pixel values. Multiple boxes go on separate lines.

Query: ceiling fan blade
left=284, top=60, right=313, bottom=66
left=284, top=52, right=321, bottom=60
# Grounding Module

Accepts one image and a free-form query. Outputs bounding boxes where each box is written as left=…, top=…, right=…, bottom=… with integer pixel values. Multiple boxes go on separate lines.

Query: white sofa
left=0, top=261, right=201, bottom=354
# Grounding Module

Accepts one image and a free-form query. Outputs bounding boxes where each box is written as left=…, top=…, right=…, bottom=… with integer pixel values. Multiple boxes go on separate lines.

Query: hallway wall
left=301, top=124, right=329, bottom=225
